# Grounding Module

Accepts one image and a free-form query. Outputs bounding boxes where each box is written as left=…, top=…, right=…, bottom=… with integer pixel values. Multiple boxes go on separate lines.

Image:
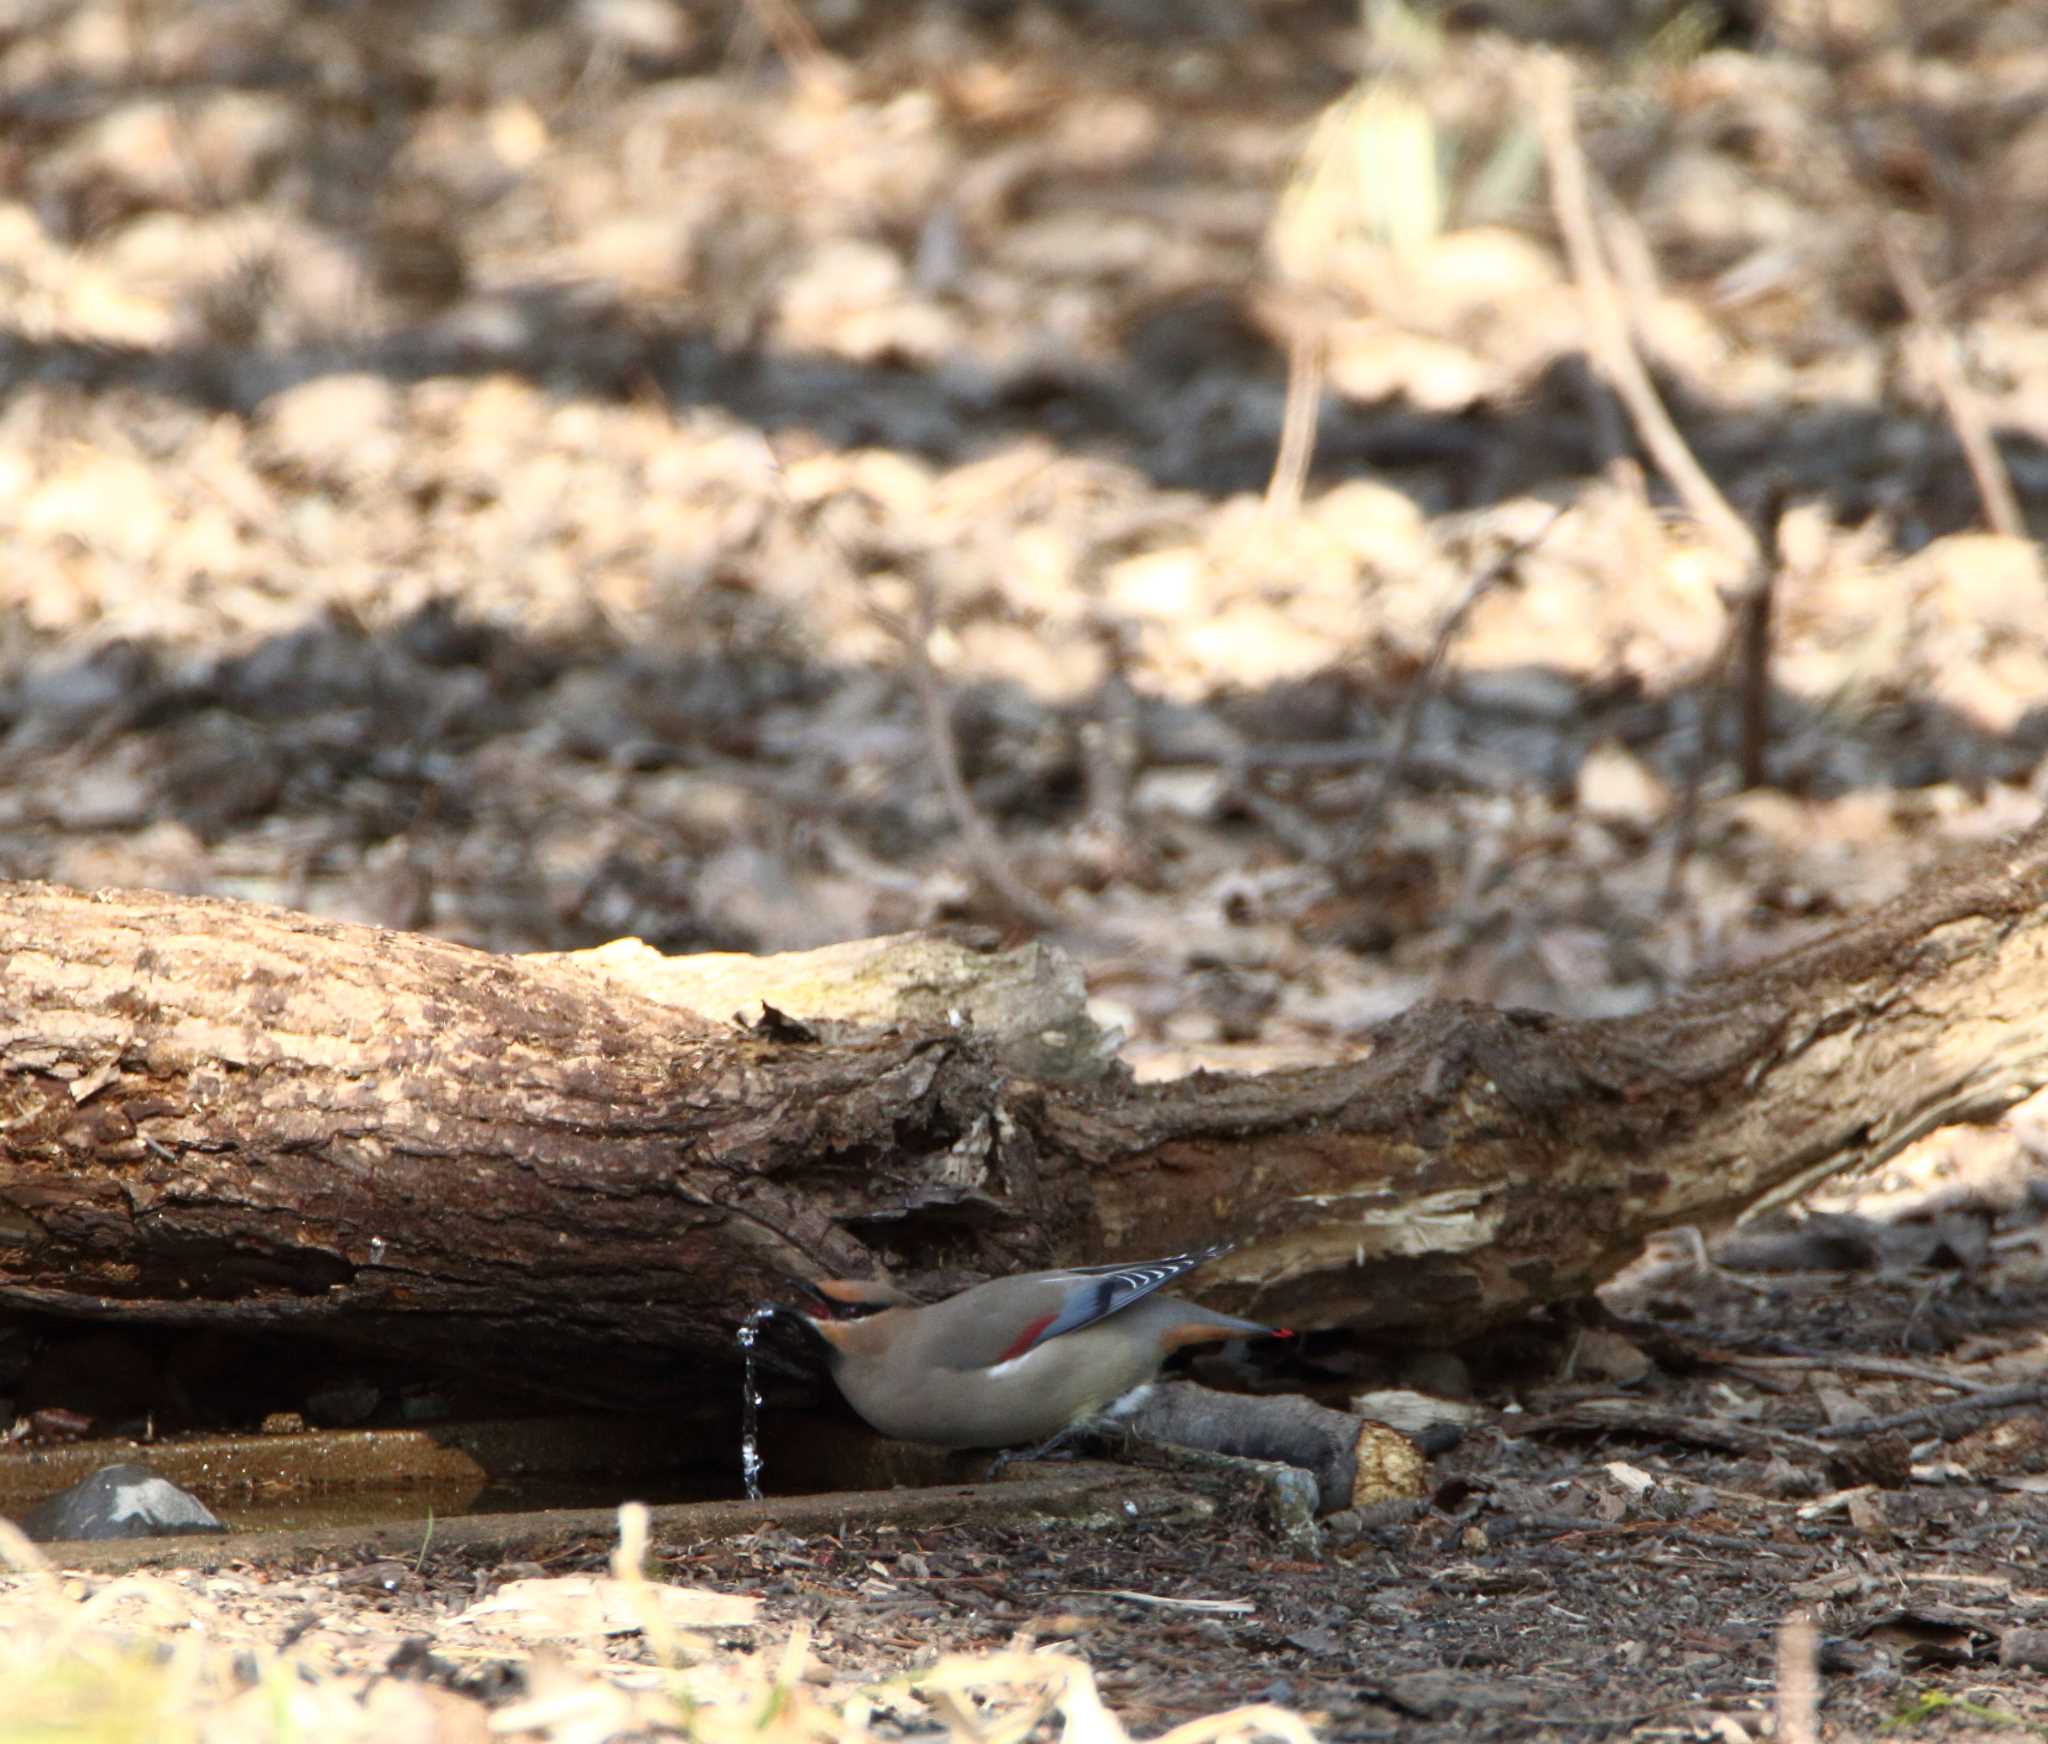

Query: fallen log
left=1, top=812, right=2045, bottom=1408
left=1124, top=1381, right=1427, bottom=1515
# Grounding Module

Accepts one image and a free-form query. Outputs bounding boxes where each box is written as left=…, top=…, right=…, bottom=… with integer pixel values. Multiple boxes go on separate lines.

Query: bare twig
left=1226, top=779, right=1342, bottom=866
left=1808, top=1378, right=2048, bottom=1443
left=1541, top=56, right=1792, bottom=891
left=751, top=439, right=1068, bottom=935
left=1080, top=627, right=1141, bottom=838
left=1659, top=683, right=1721, bottom=911
left=1339, top=505, right=1566, bottom=870
left=1672, top=1344, right=1994, bottom=1393
left=1534, top=57, right=1758, bottom=568
left=1662, top=486, right=1784, bottom=908
left=1265, top=324, right=1327, bottom=516
left=900, top=572, right=1071, bottom=934
left=1734, top=527, right=1779, bottom=790
left=1520, top=1398, right=1831, bottom=1460
left=736, top=0, right=847, bottom=105
left=1882, top=223, right=2025, bottom=540
left=1814, top=12, right=2028, bottom=541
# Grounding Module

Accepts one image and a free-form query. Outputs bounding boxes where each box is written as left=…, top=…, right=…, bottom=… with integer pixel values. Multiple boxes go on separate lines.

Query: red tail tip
left=1270, top=1328, right=1296, bottom=1339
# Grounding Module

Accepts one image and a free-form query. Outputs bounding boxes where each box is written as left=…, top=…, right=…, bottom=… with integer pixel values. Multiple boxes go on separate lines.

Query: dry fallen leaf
left=451, top=1575, right=759, bottom=1642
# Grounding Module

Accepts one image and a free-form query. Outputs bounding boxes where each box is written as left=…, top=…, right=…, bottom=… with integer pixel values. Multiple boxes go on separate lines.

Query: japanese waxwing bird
left=793, top=1244, right=1283, bottom=1453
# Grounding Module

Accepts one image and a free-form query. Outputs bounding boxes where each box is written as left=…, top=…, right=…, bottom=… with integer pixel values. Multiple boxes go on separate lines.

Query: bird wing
left=1009, top=1243, right=1233, bottom=1356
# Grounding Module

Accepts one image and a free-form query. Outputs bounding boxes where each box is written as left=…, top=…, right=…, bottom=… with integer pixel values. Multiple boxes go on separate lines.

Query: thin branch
left=1662, top=485, right=1784, bottom=909
left=1663, top=1342, right=1994, bottom=1393
left=901, top=572, right=1071, bottom=935
left=1520, top=1397, right=1830, bottom=1460
left=1882, top=223, right=2025, bottom=540
left=736, top=0, right=847, bottom=105
left=1808, top=1378, right=2048, bottom=1443
left=753, top=438, right=1069, bottom=936
left=1338, top=505, right=1566, bottom=872
left=1080, top=627, right=1140, bottom=838
left=1534, top=56, right=1758, bottom=568
left=1734, top=527, right=1778, bottom=790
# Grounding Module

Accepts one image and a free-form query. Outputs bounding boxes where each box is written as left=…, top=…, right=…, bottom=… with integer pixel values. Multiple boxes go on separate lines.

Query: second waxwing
left=794, top=1244, right=1282, bottom=1452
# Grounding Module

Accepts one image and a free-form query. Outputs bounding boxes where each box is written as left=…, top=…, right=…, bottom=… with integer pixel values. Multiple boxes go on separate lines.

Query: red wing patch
left=997, top=1311, right=1060, bottom=1362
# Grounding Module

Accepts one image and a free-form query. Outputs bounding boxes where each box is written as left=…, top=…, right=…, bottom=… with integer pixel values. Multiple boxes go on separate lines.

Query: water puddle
left=0, top=1339, right=983, bottom=1546
left=0, top=1414, right=741, bottom=1541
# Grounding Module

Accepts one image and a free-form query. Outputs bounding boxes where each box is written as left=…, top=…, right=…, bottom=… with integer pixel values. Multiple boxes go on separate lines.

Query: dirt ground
left=5, top=0, right=2048, bottom=1737
left=431, top=1185, right=2048, bottom=1742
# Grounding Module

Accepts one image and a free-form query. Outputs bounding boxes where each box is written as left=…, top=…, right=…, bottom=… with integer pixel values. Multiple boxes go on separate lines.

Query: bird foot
left=985, top=1429, right=1082, bottom=1481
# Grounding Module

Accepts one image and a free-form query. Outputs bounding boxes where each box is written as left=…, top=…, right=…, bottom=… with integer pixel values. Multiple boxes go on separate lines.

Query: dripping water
left=736, top=1305, right=782, bottom=1502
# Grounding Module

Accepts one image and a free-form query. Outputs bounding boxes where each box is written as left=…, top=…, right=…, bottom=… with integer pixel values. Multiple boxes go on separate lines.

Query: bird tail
left=1156, top=1303, right=1289, bottom=1349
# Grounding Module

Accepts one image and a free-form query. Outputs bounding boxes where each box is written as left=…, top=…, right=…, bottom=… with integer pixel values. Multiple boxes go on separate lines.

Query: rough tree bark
left=2, top=813, right=2045, bottom=1410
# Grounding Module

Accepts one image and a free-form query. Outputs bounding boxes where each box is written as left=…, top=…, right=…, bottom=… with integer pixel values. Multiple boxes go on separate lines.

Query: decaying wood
left=1124, top=1382, right=1426, bottom=1515
left=2, top=810, right=2047, bottom=1409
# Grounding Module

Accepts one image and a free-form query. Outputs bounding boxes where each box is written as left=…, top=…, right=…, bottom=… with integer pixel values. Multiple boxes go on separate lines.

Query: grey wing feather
left=1027, top=1244, right=1232, bottom=1349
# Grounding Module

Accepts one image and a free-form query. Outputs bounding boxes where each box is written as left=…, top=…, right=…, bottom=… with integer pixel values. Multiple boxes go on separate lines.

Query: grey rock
left=17, top=1462, right=226, bottom=1543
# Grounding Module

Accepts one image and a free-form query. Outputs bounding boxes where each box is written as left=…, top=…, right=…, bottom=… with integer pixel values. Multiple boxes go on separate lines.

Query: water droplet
left=736, top=1305, right=782, bottom=1502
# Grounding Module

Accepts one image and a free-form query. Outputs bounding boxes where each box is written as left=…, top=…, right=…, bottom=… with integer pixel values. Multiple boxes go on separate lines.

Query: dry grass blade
left=1065, top=1590, right=1255, bottom=1614
left=0, top=1517, right=54, bottom=1578
left=1774, top=1614, right=1819, bottom=1744
left=1264, top=325, right=1326, bottom=517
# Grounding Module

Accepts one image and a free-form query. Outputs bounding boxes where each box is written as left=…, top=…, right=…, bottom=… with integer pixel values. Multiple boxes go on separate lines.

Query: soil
left=7, top=1167, right=2046, bottom=1741
left=5, top=0, right=2048, bottom=1736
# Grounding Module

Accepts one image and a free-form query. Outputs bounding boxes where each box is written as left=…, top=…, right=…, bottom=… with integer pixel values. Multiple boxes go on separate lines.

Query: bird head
left=789, top=1276, right=914, bottom=1356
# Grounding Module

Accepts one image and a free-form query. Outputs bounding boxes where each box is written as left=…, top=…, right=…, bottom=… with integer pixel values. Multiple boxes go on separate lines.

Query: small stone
left=1570, top=1328, right=1653, bottom=1386
left=1827, top=1432, right=1914, bottom=1492
left=305, top=1379, right=382, bottom=1426
left=18, top=1463, right=225, bottom=1543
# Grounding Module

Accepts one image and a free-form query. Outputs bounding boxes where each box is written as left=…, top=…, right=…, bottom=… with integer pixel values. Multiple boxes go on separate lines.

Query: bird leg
left=984, top=1427, right=1086, bottom=1481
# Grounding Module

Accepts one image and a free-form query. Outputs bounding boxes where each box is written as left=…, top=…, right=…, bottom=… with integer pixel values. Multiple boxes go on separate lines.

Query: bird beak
left=797, top=1277, right=910, bottom=1316
left=792, top=1278, right=840, bottom=1318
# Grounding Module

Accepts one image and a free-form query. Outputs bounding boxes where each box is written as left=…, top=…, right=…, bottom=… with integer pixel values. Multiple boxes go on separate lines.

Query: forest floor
left=3, top=0, right=2048, bottom=1737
